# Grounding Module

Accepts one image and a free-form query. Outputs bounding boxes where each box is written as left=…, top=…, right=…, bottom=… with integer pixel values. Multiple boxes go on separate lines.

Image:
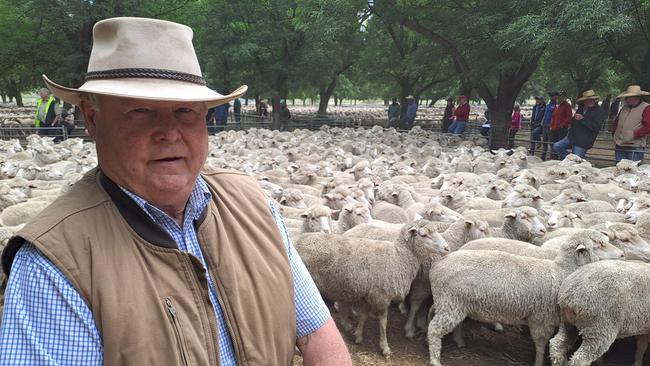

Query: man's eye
left=132, top=108, right=149, bottom=113
left=176, top=107, right=193, bottom=113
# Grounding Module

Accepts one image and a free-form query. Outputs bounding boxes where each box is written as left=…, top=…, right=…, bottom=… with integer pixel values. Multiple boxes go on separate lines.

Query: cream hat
left=618, top=85, right=650, bottom=98
left=576, top=90, right=599, bottom=103
left=43, top=17, right=246, bottom=107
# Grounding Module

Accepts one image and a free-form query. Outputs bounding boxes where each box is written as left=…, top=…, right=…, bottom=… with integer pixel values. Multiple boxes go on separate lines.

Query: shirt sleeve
left=633, top=106, right=650, bottom=139
left=0, top=244, right=103, bottom=366
left=267, top=199, right=331, bottom=339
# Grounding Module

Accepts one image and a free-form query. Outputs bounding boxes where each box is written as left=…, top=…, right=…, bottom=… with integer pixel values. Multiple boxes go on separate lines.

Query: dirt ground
left=294, top=305, right=648, bottom=366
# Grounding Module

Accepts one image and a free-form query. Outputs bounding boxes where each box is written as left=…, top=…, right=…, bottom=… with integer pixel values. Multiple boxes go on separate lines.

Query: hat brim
left=617, top=91, right=650, bottom=98
left=576, top=95, right=599, bottom=103
left=43, top=74, right=247, bottom=108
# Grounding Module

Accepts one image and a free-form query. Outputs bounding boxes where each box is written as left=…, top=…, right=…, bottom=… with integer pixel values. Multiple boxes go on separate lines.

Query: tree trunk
left=302, top=99, right=306, bottom=106
left=383, top=99, right=389, bottom=106
left=8, top=79, right=23, bottom=107
left=489, top=106, right=512, bottom=149
left=318, top=77, right=337, bottom=114
left=271, top=94, right=281, bottom=130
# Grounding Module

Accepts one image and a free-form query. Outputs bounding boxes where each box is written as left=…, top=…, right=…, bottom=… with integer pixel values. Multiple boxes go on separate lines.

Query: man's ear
left=79, top=97, right=98, bottom=139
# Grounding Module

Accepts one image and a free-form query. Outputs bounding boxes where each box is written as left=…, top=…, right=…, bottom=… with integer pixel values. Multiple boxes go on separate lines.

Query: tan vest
left=614, top=102, right=650, bottom=147
left=2, top=168, right=296, bottom=366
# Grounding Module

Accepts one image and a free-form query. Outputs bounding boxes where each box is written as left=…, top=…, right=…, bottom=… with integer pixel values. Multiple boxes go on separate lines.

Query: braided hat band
left=85, top=68, right=206, bottom=85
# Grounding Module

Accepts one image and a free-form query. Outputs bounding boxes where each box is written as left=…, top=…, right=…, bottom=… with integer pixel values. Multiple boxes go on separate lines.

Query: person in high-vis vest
left=1, top=17, right=352, bottom=366
left=612, top=85, right=650, bottom=162
left=34, top=88, right=59, bottom=135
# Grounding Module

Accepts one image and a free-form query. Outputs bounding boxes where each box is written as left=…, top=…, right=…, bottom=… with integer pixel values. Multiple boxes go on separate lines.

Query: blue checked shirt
left=0, top=176, right=330, bottom=365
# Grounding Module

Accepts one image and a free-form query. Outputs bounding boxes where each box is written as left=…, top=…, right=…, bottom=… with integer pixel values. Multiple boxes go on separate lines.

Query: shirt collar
left=119, top=175, right=212, bottom=228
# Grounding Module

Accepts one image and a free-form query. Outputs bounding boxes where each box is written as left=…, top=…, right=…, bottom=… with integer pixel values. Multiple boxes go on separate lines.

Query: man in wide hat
left=612, top=85, right=650, bottom=162
left=553, top=90, right=606, bottom=160
left=0, top=17, right=351, bottom=365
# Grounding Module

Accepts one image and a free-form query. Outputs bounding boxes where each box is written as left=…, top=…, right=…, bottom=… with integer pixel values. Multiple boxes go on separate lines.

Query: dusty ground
left=294, top=305, right=648, bottom=366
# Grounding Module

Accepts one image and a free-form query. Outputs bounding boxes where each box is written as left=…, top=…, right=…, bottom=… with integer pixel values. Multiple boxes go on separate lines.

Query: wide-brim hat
left=618, top=85, right=650, bottom=98
left=43, top=17, right=247, bottom=108
left=406, top=95, right=415, bottom=99
left=576, top=90, right=599, bottom=103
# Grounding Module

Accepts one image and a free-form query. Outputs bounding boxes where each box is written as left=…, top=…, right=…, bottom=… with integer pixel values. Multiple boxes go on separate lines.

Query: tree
left=371, top=0, right=559, bottom=148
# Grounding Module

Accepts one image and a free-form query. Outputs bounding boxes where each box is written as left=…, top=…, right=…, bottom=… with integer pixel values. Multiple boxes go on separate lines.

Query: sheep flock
left=1, top=123, right=650, bottom=366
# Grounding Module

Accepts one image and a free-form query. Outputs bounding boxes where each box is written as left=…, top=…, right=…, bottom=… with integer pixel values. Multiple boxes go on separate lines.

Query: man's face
left=626, top=96, right=641, bottom=107
left=459, top=97, right=467, bottom=104
left=551, top=95, right=558, bottom=102
left=583, top=99, right=596, bottom=108
left=80, top=95, right=208, bottom=208
left=39, top=91, right=49, bottom=100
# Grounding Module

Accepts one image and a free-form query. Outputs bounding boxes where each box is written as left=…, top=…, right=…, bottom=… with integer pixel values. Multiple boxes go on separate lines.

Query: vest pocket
left=163, top=297, right=190, bottom=366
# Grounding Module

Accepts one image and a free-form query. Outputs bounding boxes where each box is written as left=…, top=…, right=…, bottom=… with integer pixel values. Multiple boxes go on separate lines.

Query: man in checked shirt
left=0, top=17, right=350, bottom=365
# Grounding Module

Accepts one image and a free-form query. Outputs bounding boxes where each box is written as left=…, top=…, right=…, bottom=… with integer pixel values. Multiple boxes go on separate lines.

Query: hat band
left=85, top=68, right=206, bottom=85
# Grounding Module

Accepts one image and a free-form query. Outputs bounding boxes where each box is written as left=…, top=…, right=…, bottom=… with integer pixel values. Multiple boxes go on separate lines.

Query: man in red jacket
left=448, top=95, right=470, bottom=135
left=549, top=91, right=572, bottom=160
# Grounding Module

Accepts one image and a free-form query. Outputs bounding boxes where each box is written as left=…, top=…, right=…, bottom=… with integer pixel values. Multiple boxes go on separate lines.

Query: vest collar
left=98, top=170, right=209, bottom=249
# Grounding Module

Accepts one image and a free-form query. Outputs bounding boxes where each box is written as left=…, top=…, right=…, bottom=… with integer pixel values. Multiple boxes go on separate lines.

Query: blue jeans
left=530, top=126, right=542, bottom=154
left=448, top=120, right=467, bottom=134
left=615, top=145, right=645, bottom=162
left=553, top=136, right=588, bottom=159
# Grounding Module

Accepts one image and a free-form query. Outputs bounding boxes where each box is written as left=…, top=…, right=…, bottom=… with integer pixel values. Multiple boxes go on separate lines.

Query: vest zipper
left=211, top=272, right=245, bottom=364
left=164, top=298, right=190, bottom=366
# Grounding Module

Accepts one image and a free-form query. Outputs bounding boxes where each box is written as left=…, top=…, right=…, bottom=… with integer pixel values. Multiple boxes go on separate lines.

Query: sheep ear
left=504, top=212, right=517, bottom=219
left=324, top=193, right=334, bottom=200
left=464, top=219, right=475, bottom=227
left=343, top=206, right=353, bottom=213
left=408, top=226, right=418, bottom=235
left=576, top=197, right=587, bottom=202
left=530, top=176, right=537, bottom=184
left=575, top=244, right=587, bottom=253
left=300, top=212, right=309, bottom=218
left=599, top=230, right=614, bottom=240
left=533, top=194, right=542, bottom=200
left=607, top=193, right=616, bottom=198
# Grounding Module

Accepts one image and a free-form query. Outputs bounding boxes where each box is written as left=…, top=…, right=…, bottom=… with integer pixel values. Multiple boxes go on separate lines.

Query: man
left=540, top=91, right=558, bottom=160
left=387, top=98, right=400, bottom=128
left=402, top=95, right=418, bottom=129
left=233, top=98, right=242, bottom=124
left=612, top=85, right=650, bottom=162
left=529, top=96, right=546, bottom=155
left=549, top=91, right=572, bottom=160
left=448, top=95, right=470, bottom=135
left=214, top=101, right=230, bottom=132
left=34, top=88, right=60, bottom=136
left=442, top=97, right=454, bottom=132
left=0, top=17, right=350, bottom=366
left=553, top=90, right=606, bottom=160
left=279, top=100, right=291, bottom=131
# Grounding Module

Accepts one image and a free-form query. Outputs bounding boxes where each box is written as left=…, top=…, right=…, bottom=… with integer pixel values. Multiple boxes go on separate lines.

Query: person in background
left=540, top=91, right=558, bottom=160
left=233, top=98, right=242, bottom=124
left=509, top=104, right=521, bottom=148
left=479, top=109, right=491, bottom=140
left=214, top=101, right=230, bottom=132
left=279, top=101, right=291, bottom=131
left=549, top=91, right=572, bottom=159
left=387, top=98, right=400, bottom=128
left=529, top=96, right=546, bottom=155
left=553, top=90, right=605, bottom=160
left=34, top=88, right=60, bottom=137
left=259, top=99, right=269, bottom=119
left=612, top=85, right=650, bottom=162
left=448, top=95, right=470, bottom=135
left=442, top=97, right=454, bottom=132
left=403, top=95, right=418, bottom=129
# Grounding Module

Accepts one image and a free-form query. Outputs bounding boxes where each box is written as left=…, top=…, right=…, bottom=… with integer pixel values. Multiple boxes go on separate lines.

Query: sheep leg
left=398, top=300, right=408, bottom=316
left=633, top=334, right=648, bottom=366
left=338, top=303, right=355, bottom=333
left=427, top=308, right=466, bottom=366
left=378, top=308, right=392, bottom=357
left=405, top=294, right=426, bottom=339
left=567, top=328, right=617, bottom=366
left=529, top=322, right=557, bottom=366
left=353, top=304, right=370, bottom=344
left=452, top=324, right=465, bottom=348
left=415, top=298, right=432, bottom=333
left=549, top=323, right=578, bottom=366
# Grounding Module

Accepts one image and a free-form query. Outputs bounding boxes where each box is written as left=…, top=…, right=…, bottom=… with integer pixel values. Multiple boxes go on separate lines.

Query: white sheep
left=427, top=231, right=621, bottom=366
left=1, top=200, right=51, bottom=226
left=294, top=220, right=450, bottom=356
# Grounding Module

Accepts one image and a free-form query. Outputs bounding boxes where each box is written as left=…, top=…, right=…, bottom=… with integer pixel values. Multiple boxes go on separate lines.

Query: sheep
left=427, top=231, right=622, bottom=366
left=278, top=188, right=307, bottom=209
left=334, top=202, right=373, bottom=233
left=550, top=260, right=650, bottom=366
left=482, top=179, right=513, bottom=200
left=414, top=202, right=462, bottom=223
left=545, top=209, right=581, bottom=230
left=1, top=200, right=51, bottom=226
left=549, top=188, right=587, bottom=207
left=502, top=184, right=544, bottom=209
left=371, top=200, right=410, bottom=224
left=624, top=195, right=650, bottom=223
left=563, top=200, right=615, bottom=217
left=488, top=207, right=547, bottom=242
left=511, top=169, right=540, bottom=189
left=460, top=238, right=557, bottom=260
left=294, top=220, right=450, bottom=356
left=577, top=211, right=626, bottom=228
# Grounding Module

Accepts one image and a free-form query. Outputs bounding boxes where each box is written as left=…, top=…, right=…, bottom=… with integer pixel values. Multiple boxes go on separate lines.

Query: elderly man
left=553, top=90, right=606, bottom=160
left=0, top=17, right=351, bottom=366
left=612, top=85, right=650, bottom=162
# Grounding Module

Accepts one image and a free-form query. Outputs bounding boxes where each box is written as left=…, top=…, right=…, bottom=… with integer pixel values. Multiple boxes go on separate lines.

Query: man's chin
left=148, top=174, right=195, bottom=194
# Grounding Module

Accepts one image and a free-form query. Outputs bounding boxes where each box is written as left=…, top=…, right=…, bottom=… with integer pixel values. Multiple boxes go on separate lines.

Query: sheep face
left=546, top=210, right=578, bottom=230
left=484, top=180, right=513, bottom=200
left=564, top=232, right=619, bottom=265
left=624, top=197, right=650, bottom=223
left=502, top=185, right=543, bottom=208
left=406, top=224, right=450, bottom=258
left=604, top=225, right=650, bottom=262
left=341, top=203, right=372, bottom=227
left=464, top=218, right=490, bottom=240
left=504, top=209, right=547, bottom=238
left=300, top=208, right=333, bottom=234
left=420, top=205, right=462, bottom=223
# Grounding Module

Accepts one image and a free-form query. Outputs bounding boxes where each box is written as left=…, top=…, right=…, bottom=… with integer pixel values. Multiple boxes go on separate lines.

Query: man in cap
left=540, top=91, right=558, bottom=160
left=448, top=94, right=470, bottom=135
left=553, top=90, right=606, bottom=160
left=0, top=17, right=351, bottom=366
left=612, top=85, right=650, bottom=162
left=549, top=91, right=572, bottom=160
left=529, top=96, right=546, bottom=155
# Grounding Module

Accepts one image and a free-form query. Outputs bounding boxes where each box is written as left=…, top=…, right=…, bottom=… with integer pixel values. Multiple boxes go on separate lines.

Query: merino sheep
left=546, top=209, right=581, bottom=230
left=550, top=260, right=650, bottom=366
left=294, top=220, right=450, bottom=356
left=488, top=207, right=547, bottom=242
left=427, top=231, right=622, bottom=366
left=1, top=200, right=51, bottom=226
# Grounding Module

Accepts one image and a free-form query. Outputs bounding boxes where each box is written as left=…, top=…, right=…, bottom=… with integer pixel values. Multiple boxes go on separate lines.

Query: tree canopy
left=1, top=0, right=648, bottom=146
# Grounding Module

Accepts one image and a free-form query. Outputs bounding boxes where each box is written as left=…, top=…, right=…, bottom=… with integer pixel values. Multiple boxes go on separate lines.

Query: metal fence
left=0, top=126, right=68, bottom=140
